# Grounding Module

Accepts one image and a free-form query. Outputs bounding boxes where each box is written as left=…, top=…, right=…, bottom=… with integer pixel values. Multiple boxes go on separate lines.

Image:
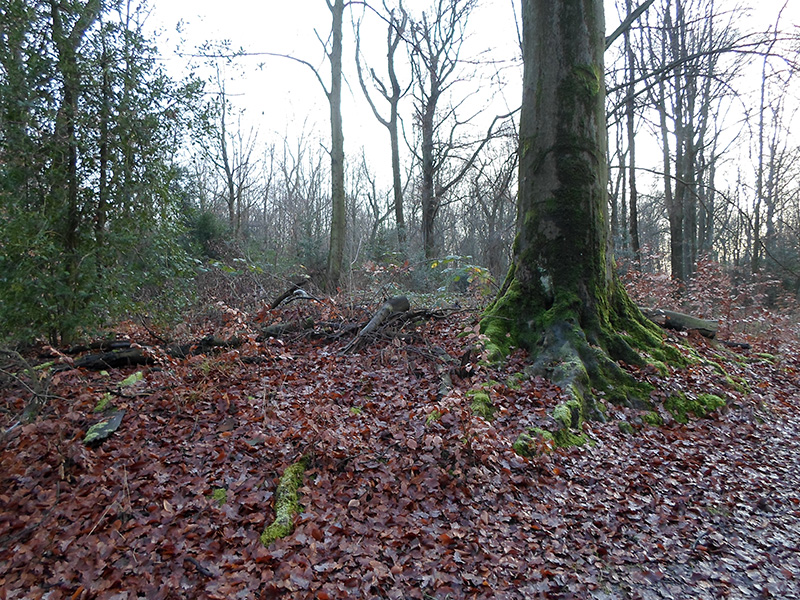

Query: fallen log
left=342, top=296, right=411, bottom=354
left=71, top=335, right=245, bottom=370
left=258, top=318, right=318, bottom=340
left=167, top=335, right=242, bottom=359
left=260, top=455, right=310, bottom=546
left=66, top=340, right=132, bottom=355
left=639, top=307, right=718, bottom=339
left=72, top=348, right=153, bottom=370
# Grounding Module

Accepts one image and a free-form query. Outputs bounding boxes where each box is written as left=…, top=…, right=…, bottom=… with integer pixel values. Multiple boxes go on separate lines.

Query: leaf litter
left=1, top=300, right=799, bottom=599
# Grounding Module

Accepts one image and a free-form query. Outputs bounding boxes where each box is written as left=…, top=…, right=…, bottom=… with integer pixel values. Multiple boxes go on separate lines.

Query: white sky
left=147, top=0, right=521, bottom=184
left=145, top=0, right=800, bottom=189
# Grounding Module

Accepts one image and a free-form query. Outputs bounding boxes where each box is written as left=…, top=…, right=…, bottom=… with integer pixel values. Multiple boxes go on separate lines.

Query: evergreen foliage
left=0, top=0, right=202, bottom=343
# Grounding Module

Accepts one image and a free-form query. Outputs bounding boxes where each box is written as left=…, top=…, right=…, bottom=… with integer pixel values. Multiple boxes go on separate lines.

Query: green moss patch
left=664, top=393, right=726, bottom=424
left=513, top=400, right=591, bottom=457
left=210, top=487, right=228, bottom=506
left=513, top=428, right=555, bottom=458
left=93, top=392, right=113, bottom=413
left=119, top=371, right=144, bottom=386
left=260, top=456, right=310, bottom=546
left=618, top=420, right=635, bottom=434
left=425, top=410, right=443, bottom=426
left=641, top=411, right=663, bottom=426
left=467, top=390, right=496, bottom=421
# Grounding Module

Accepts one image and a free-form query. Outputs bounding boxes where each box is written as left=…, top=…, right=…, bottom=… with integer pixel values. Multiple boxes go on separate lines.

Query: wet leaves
left=1, top=306, right=800, bottom=598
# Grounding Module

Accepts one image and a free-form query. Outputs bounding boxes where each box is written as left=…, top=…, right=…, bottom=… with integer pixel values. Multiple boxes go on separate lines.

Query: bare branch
left=605, top=0, right=656, bottom=50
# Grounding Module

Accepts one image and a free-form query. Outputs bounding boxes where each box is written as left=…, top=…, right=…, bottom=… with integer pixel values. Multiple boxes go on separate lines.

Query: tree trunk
left=387, top=11, right=407, bottom=252
left=326, top=0, right=346, bottom=291
left=481, top=0, right=663, bottom=414
left=658, top=4, right=683, bottom=282
left=49, top=0, right=102, bottom=343
left=420, top=93, right=438, bottom=260
left=390, top=99, right=406, bottom=252
left=355, top=8, right=408, bottom=253
left=624, top=0, right=640, bottom=261
left=219, top=88, right=237, bottom=235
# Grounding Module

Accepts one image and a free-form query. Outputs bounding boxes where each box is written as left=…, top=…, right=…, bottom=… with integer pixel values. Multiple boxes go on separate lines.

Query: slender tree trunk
left=390, top=98, right=405, bottom=251
left=657, top=74, right=679, bottom=279
left=387, top=12, right=407, bottom=251
left=97, top=30, right=109, bottom=249
left=355, top=9, right=408, bottom=253
left=696, top=7, right=715, bottom=258
left=326, top=0, right=346, bottom=290
left=420, top=92, right=437, bottom=260
left=663, top=1, right=686, bottom=281
left=218, top=90, right=237, bottom=235
left=49, top=0, right=102, bottom=342
left=683, top=69, right=698, bottom=275
left=752, top=41, right=770, bottom=274
left=624, top=0, right=640, bottom=261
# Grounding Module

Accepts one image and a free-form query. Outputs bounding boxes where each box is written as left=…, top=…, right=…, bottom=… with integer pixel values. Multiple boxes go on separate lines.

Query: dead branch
left=639, top=307, right=718, bottom=339
left=342, top=296, right=410, bottom=354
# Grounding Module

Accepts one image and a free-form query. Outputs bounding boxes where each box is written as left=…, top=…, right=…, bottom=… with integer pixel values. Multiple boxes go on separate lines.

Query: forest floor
left=1, top=296, right=799, bottom=599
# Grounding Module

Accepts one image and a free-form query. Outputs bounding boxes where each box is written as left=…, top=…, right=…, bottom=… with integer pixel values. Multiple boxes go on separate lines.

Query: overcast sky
left=146, top=0, right=519, bottom=178
left=146, top=0, right=799, bottom=187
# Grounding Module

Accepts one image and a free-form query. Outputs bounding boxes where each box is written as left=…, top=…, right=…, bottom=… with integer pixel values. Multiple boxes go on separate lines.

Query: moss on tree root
left=260, top=455, right=310, bottom=546
left=480, top=273, right=681, bottom=443
left=665, top=392, right=726, bottom=424
left=484, top=287, right=660, bottom=402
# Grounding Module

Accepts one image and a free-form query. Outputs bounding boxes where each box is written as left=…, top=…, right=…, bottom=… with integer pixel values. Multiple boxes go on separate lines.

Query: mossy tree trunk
left=481, top=0, right=664, bottom=416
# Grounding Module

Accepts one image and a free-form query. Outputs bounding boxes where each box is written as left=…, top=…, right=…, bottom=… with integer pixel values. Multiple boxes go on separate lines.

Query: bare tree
left=752, top=6, right=791, bottom=273
left=624, top=0, right=641, bottom=261
left=355, top=1, right=411, bottom=252
left=325, top=0, right=347, bottom=291
left=196, top=70, right=259, bottom=240
left=242, top=0, right=347, bottom=289
left=633, top=0, right=747, bottom=280
left=407, top=0, right=477, bottom=260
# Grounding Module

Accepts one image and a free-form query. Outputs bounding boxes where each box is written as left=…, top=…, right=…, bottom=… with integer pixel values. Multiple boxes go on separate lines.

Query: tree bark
left=420, top=83, right=438, bottom=261
left=326, top=0, right=346, bottom=291
left=481, top=0, right=664, bottom=414
left=624, top=0, right=640, bottom=261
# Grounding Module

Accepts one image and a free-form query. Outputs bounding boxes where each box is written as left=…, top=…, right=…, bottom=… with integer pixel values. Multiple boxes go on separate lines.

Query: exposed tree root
left=480, top=277, right=677, bottom=455
left=527, top=319, right=654, bottom=416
